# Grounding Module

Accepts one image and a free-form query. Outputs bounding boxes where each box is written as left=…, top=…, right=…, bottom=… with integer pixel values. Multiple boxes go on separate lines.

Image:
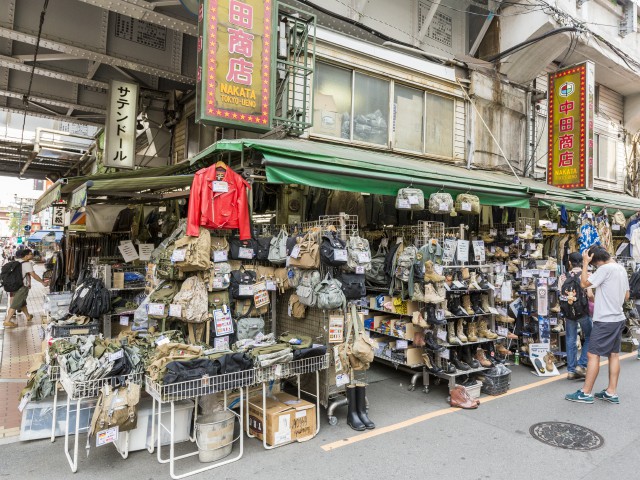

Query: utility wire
left=17, top=0, right=49, bottom=178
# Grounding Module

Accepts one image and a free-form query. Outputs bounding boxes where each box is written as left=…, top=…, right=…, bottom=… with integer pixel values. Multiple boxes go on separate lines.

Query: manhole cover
left=529, top=422, right=604, bottom=451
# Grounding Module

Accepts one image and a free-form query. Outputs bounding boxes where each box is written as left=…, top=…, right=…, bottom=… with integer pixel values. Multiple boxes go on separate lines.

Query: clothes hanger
left=215, top=160, right=228, bottom=170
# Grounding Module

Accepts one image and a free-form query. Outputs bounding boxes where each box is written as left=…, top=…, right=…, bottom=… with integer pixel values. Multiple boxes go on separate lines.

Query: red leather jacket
left=186, top=164, right=251, bottom=239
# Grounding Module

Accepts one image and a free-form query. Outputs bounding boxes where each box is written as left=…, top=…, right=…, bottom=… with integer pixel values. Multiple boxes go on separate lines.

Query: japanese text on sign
left=104, top=80, right=139, bottom=169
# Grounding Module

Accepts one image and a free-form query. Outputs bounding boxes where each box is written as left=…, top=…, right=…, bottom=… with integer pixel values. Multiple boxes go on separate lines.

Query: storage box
left=20, top=394, right=96, bottom=441
left=455, top=380, right=482, bottom=400
left=113, top=272, right=125, bottom=290
left=620, top=338, right=638, bottom=353
left=246, top=395, right=294, bottom=446
left=404, top=347, right=424, bottom=366
left=312, top=93, right=342, bottom=137
left=275, top=393, right=316, bottom=441
left=114, top=397, right=193, bottom=452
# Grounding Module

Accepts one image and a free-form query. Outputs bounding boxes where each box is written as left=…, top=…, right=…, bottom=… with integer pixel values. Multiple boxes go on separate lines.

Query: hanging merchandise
left=229, top=267, right=257, bottom=299
left=346, top=235, right=372, bottom=272
left=547, top=203, right=559, bottom=222
left=254, top=234, right=273, bottom=261
left=338, top=273, right=366, bottom=300
left=236, top=317, right=265, bottom=341
left=289, top=232, right=320, bottom=269
left=455, top=193, right=481, bottom=215
left=172, top=227, right=211, bottom=272
left=320, top=231, right=348, bottom=267
left=274, top=267, right=293, bottom=292
left=186, top=161, right=251, bottom=239
left=395, top=187, right=424, bottom=211
left=207, top=262, right=232, bottom=291
left=365, top=242, right=388, bottom=286
left=296, top=269, right=322, bottom=307
left=347, top=305, right=375, bottom=371
left=210, top=236, right=230, bottom=262
left=315, top=273, right=347, bottom=310
left=612, top=210, right=626, bottom=228
left=172, top=276, right=209, bottom=323
left=428, top=192, right=454, bottom=215
left=229, top=236, right=257, bottom=260
left=577, top=207, right=601, bottom=253
left=267, top=228, right=289, bottom=264
left=288, top=293, right=306, bottom=319
left=90, top=382, right=141, bottom=437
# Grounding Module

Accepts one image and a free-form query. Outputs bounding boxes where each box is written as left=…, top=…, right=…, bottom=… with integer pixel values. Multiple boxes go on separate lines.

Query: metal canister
left=514, top=350, right=520, bottom=365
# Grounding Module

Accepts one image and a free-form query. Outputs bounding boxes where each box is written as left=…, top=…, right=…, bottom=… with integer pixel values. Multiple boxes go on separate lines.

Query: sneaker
left=594, top=389, right=619, bottom=404
left=565, top=389, right=594, bottom=404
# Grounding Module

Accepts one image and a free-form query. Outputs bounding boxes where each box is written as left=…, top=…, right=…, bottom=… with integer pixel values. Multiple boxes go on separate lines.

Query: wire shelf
left=145, top=369, right=257, bottom=403
left=48, top=365, right=60, bottom=381
left=517, top=217, right=536, bottom=234
left=255, top=353, right=329, bottom=383
left=415, top=221, right=445, bottom=249
left=60, top=370, right=143, bottom=400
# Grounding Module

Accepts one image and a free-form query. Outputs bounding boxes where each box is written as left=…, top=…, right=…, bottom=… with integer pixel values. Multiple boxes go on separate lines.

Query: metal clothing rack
left=60, top=370, right=143, bottom=473
left=145, top=369, right=255, bottom=480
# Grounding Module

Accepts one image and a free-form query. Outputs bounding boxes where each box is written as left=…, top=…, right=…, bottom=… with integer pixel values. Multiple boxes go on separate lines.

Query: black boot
left=452, top=296, right=468, bottom=317
left=427, top=304, right=446, bottom=326
left=451, top=350, right=470, bottom=371
left=463, top=346, right=480, bottom=369
left=355, top=384, right=375, bottom=430
left=425, top=329, right=445, bottom=352
left=346, top=385, right=365, bottom=431
left=472, top=294, right=484, bottom=315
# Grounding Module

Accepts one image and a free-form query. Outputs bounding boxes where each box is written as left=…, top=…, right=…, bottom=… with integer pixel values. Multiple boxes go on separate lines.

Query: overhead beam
left=0, top=54, right=109, bottom=89
left=14, top=53, right=78, bottom=62
left=149, top=0, right=181, bottom=7
left=73, top=0, right=197, bottom=36
left=0, top=106, right=103, bottom=127
left=0, top=27, right=195, bottom=85
left=415, top=0, right=441, bottom=47
left=0, top=89, right=106, bottom=114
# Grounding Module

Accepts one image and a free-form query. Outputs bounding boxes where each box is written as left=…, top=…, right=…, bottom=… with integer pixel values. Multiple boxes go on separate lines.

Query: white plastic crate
left=19, top=394, right=96, bottom=441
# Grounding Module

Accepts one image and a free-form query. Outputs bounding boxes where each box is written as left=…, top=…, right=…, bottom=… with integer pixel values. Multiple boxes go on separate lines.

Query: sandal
left=3, top=320, right=18, bottom=328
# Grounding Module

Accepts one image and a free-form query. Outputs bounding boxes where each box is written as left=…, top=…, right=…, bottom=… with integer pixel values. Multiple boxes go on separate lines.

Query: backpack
left=112, top=207, right=136, bottom=233
left=560, top=272, right=589, bottom=320
left=314, top=273, right=346, bottom=310
left=172, top=276, right=209, bottom=323
left=288, top=294, right=306, bottom=319
left=389, top=243, right=417, bottom=296
left=365, top=244, right=388, bottom=287
left=338, top=273, right=366, bottom=300
left=346, top=235, right=372, bottom=272
left=156, top=244, right=184, bottom=281
left=173, top=227, right=211, bottom=272
left=229, top=268, right=257, bottom=299
left=69, top=277, right=111, bottom=318
left=629, top=271, right=640, bottom=300
left=0, top=261, right=24, bottom=293
left=296, top=270, right=321, bottom=307
left=255, top=236, right=273, bottom=261
left=320, top=232, right=348, bottom=267
left=148, top=281, right=180, bottom=320
left=268, top=228, right=289, bottom=265
left=395, top=187, right=425, bottom=211
left=207, top=262, right=231, bottom=291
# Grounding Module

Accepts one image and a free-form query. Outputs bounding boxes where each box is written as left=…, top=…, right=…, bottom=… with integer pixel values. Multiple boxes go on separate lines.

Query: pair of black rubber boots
left=346, top=384, right=375, bottom=431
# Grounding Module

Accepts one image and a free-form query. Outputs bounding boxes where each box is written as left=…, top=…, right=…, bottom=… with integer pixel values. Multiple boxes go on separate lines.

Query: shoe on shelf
left=441, top=300, right=453, bottom=318
left=423, top=283, right=446, bottom=304
left=422, top=353, right=443, bottom=374
left=425, top=330, right=446, bottom=352
left=463, top=346, right=480, bottom=369
left=477, top=319, right=498, bottom=339
left=426, top=304, right=446, bottom=326
left=466, top=321, right=478, bottom=342
left=475, top=347, right=493, bottom=367
left=496, top=343, right=510, bottom=356
left=456, top=319, right=468, bottom=343
left=424, top=260, right=446, bottom=283
left=498, top=314, right=515, bottom=324
left=447, top=321, right=463, bottom=346
left=412, top=283, right=426, bottom=302
left=594, top=389, right=620, bottom=404
left=565, top=389, right=594, bottom=404
left=443, top=360, right=456, bottom=374
left=481, top=233, right=494, bottom=244
left=461, top=295, right=474, bottom=316
left=507, top=331, right=519, bottom=340
left=451, top=351, right=470, bottom=371
left=519, top=225, right=533, bottom=240
left=507, top=260, right=520, bottom=274
left=461, top=267, right=470, bottom=280
left=530, top=244, right=543, bottom=260
left=481, top=294, right=491, bottom=313
left=412, top=311, right=428, bottom=328
left=542, top=257, right=557, bottom=272
left=552, top=319, right=564, bottom=333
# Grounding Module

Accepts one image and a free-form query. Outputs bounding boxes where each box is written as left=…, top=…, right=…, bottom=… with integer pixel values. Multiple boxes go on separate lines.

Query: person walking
left=3, top=248, right=48, bottom=328
left=559, top=252, right=593, bottom=380
left=565, top=246, right=629, bottom=404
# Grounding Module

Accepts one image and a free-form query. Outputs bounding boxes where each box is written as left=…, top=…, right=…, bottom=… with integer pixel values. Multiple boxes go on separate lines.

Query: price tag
left=212, top=277, right=225, bottom=289
left=155, top=335, right=170, bottom=346
left=212, top=181, right=229, bottom=192
left=239, top=284, right=254, bottom=296
left=214, top=336, right=230, bottom=350
left=147, top=303, right=165, bottom=316
left=213, top=250, right=228, bottom=262
left=169, top=304, right=182, bottom=318
left=266, top=280, right=277, bottom=291
left=96, top=427, right=119, bottom=447
left=612, top=224, right=621, bottom=231
left=396, top=339, right=408, bottom=350
left=407, top=195, right=420, bottom=205
left=109, top=350, right=124, bottom=362
left=490, top=229, right=497, bottom=236
left=397, top=199, right=410, bottom=209
left=488, top=307, right=499, bottom=315
left=433, top=264, right=444, bottom=275
left=497, top=326, right=508, bottom=337
left=159, top=206, right=167, bottom=212
left=539, top=270, right=550, bottom=278
left=238, top=247, right=254, bottom=259
left=436, top=328, right=447, bottom=341
left=439, top=348, right=450, bottom=360
left=558, top=228, right=566, bottom=234
left=336, top=373, right=350, bottom=387
left=290, top=245, right=301, bottom=259
left=171, top=248, right=186, bottom=262
left=119, top=316, right=129, bottom=326
left=549, top=223, right=558, bottom=230
left=549, top=317, right=558, bottom=326
left=334, top=249, right=348, bottom=261
left=522, top=270, right=533, bottom=278
left=507, top=228, right=515, bottom=235
left=460, top=202, right=471, bottom=212
left=18, top=393, right=30, bottom=413
left=439, top=202, right=449, bottom=211
left=632, top=338, right=639, bottom=346
left=357, top=251, right=371, bottom=263
left=355, top=266, right=365, bottom=274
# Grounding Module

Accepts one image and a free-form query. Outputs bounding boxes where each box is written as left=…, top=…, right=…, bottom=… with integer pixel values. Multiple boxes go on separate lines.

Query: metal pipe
left=381, top=41, right=467, bottom=68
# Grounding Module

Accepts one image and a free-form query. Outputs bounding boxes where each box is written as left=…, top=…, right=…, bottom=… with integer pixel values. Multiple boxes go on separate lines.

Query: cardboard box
left=313, top=93, right=342, bottom=138
left=405, top=347, right=424, bottom=366
left=247, top=396, right=294, bottom=447
left=113, top=272, right=125, bottom=289
left=275, top=393, right=316, bottom=441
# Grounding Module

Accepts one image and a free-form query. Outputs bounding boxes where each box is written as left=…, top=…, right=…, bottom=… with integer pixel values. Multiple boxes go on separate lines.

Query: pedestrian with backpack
left=2, top=249, right=48, bottom=328
left=559, top=252, right=593, bottom=380
left=565, top=246, right=629, bottom=404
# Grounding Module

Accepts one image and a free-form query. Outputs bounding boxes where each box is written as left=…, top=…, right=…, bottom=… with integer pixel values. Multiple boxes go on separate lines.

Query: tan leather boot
left=412, top=311, right=427, bottom=328
left=530, top=243, right=543, bottom=260
left=508, top=260, right=519, bottom=274
left=481, top=295, right=491, bottom=312
left=542, top=256, right=557, bottom=271
left=424, top=283, right=445, bottom=304
left=478, top=319, right=498, bottom=339
left=412, top=283, right=426, bottom=302
left=441, top=300, right=453, bottom=317
left=462, top=294, right=474, bottom=315
left=447, top=321, right=462, bottom=345
left=467, top=321, right=478, bottom=342
left=457, top=319, right=468, bottom=343
left=424, top=260, right=445, bottom=282
left=461, top=267, right=470, bottom=280
left=496, top=343, right=510, bottom=356
left=468, top=272, right=480, bottom=290
left=475, top=347, right=492, bottom=367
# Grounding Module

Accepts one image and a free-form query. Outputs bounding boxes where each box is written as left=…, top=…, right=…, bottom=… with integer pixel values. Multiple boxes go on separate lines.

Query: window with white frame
left=595, top=133, right=617, bottom=181
left=312, top=61, right=455, bottom=158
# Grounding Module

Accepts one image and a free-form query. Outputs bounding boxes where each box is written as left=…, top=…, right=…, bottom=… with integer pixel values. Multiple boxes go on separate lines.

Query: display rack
left=60, top=370, right=143, bottom=473
left=145, top=369, right=256, bottom=480
left=48, top=365, right=60, bottom=443
left=247, top=353, right=329, bottom=448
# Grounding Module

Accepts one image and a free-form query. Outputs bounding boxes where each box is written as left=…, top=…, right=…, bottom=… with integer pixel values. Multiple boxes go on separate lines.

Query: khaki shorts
left=10, top=286, right=29, bottom=310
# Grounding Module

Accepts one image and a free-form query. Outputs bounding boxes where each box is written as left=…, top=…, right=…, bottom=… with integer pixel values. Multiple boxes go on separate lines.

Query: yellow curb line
left=321, top=352, right=637, bottom=452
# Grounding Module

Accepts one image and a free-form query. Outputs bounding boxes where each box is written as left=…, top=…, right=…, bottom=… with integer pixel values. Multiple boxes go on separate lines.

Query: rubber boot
left=346, top=385, right=366, bottom=431
left=355, top=384, right=375, bottom=429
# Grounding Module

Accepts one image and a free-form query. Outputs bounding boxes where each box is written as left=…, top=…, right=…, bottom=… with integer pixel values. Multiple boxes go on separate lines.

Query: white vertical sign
left=104, top=80, right=138, bottom=169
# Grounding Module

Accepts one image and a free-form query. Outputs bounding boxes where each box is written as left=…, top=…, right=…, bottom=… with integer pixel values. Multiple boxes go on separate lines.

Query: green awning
left=87, top=175, right=194, bottom=194
left=196, top=138, right=536, bottom=208
left=33, top=183, right=62, bottom=214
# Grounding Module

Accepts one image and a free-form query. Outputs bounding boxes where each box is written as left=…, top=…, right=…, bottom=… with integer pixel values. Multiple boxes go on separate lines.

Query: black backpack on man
left=0, top=261, right=24, bottom=293
left=560, top=272, right=589, bottom=320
